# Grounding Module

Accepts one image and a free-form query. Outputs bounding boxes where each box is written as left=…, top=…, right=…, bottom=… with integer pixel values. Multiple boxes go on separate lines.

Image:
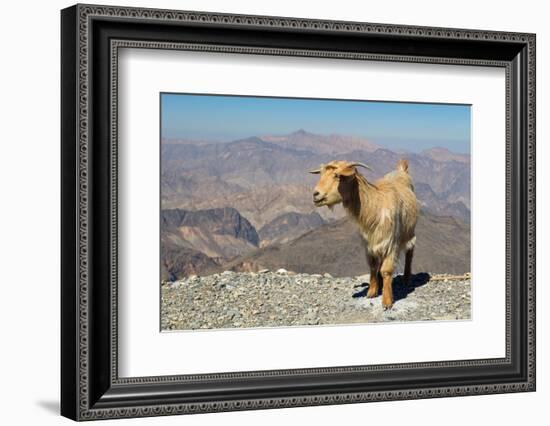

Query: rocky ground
left=161, top=270, right=471, bottom=331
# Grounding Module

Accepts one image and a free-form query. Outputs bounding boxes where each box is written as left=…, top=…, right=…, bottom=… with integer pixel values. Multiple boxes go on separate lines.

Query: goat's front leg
left=366, top=254, right=380, bottom=298
left=380, top=255, right=395, bottom=309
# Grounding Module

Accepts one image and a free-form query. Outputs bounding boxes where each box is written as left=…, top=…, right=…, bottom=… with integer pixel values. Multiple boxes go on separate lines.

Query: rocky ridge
left=161, top=270, right=471, bottom=331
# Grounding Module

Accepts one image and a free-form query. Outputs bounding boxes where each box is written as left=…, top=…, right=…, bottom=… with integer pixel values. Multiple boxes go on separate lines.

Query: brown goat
left=310, top=159, right=418, bottom=309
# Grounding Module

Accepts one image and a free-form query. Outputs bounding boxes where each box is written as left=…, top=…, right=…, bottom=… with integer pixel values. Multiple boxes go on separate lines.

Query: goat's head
left=309, top=160, right=373, bottom=207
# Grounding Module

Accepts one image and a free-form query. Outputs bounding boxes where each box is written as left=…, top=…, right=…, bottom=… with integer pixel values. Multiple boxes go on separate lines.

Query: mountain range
left=160, top=130, right=471, bottom=280
left=160, top=207, right=470, bottom=279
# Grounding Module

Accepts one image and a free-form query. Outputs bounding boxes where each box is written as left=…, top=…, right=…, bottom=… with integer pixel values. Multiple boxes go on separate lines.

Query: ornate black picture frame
left=61, top=4, right=536, bottom=421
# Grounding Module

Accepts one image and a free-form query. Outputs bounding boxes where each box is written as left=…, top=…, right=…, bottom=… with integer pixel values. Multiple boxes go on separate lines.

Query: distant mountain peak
left=259, top=130, right=380, bottom=155
left=233, top=136, right=265, bottom=144
left=291, top=129, right=312, bottom=136
left=423, top=146, right=452, bottom=154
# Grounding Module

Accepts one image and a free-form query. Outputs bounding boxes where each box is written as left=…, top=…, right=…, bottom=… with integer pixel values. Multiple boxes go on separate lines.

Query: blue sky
left=161, top=93, right=471, bottom=154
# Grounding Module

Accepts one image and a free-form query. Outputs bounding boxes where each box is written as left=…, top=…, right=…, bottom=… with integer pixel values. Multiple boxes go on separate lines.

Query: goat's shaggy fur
left=310, top=159, right=418, bottom=308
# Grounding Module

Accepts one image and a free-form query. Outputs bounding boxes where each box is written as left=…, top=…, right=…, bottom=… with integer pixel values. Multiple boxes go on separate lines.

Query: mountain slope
left=161, top=242, right=220, bottom=281
left=214, top=210, right=470, bottom=276
left=258, top=211, right=325, bottom=247
left=422, top=146, right=470, bottom=164
left=161, top=136, right=324, bottom=191
left=415, top=183, right=470, bottom=223
left=161, top=135, right=471, bottom=226
left=161, top=207, right=259, bottom=260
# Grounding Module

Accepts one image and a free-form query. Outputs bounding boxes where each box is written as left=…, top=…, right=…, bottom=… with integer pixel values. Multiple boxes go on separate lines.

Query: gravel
left=161, top=271, right=471, bottom=331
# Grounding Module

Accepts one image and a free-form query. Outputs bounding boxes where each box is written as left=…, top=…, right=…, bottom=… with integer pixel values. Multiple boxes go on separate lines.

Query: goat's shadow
left=352, top=272, right=431, bottom=302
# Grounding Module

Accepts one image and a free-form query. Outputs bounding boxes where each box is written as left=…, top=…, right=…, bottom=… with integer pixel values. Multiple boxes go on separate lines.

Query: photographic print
left=61, top=7, right=535, bottom=418
left=160, top=93, right=471, bottom=331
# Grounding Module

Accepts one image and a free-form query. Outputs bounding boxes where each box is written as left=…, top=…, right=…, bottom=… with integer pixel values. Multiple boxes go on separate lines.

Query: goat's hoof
left=366, top=288, right=378, bottom=298
left=382, top=300, right=394, bottom=310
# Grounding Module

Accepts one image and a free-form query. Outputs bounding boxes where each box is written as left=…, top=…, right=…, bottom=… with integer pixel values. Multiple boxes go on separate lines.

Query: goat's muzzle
left=313, top=191, right=326, bottom=206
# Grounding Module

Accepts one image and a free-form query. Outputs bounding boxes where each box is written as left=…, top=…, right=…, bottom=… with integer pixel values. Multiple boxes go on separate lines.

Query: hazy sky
left=161, top=93, right=471, bottom=154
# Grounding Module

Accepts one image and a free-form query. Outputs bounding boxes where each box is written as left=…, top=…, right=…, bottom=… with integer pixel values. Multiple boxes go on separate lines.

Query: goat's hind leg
left=404, top=248, right=414, bottom=285
left=403, top=236, right=416, bottom=285
left=366, top=254, right=380, bottom=298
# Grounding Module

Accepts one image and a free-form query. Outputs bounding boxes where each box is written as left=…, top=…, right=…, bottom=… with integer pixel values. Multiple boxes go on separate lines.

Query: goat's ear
left=308, top=168, right=321, bottom=174
left=338, top=165, right=357, bottom=177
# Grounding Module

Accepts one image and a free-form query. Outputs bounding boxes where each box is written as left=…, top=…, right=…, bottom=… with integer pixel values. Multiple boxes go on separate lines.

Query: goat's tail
left=396, top=159, right=409, bottom=173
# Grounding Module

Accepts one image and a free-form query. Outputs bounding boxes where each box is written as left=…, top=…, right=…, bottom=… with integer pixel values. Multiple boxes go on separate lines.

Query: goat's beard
left=314, top=198, right=340, bottom=209
left=312, top=202, right=334, bottom=211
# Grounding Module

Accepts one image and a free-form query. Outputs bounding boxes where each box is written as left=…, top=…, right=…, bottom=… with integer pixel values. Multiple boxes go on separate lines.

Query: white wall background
left=0, top=0, right=546, bottom=424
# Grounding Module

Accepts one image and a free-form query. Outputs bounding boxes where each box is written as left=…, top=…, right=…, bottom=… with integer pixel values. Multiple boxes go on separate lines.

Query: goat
left=309, top=159, right=418, bottom=309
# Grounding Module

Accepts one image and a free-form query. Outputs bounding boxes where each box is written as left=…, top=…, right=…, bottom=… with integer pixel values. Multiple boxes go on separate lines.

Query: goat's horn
left=308, top=164, right=323, bottom=174
left=350, top=162, right=374, bottom=172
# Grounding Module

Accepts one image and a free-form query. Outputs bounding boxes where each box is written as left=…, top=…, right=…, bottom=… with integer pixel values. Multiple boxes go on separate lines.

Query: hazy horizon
left=161, top=93, right=471, bottom=154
